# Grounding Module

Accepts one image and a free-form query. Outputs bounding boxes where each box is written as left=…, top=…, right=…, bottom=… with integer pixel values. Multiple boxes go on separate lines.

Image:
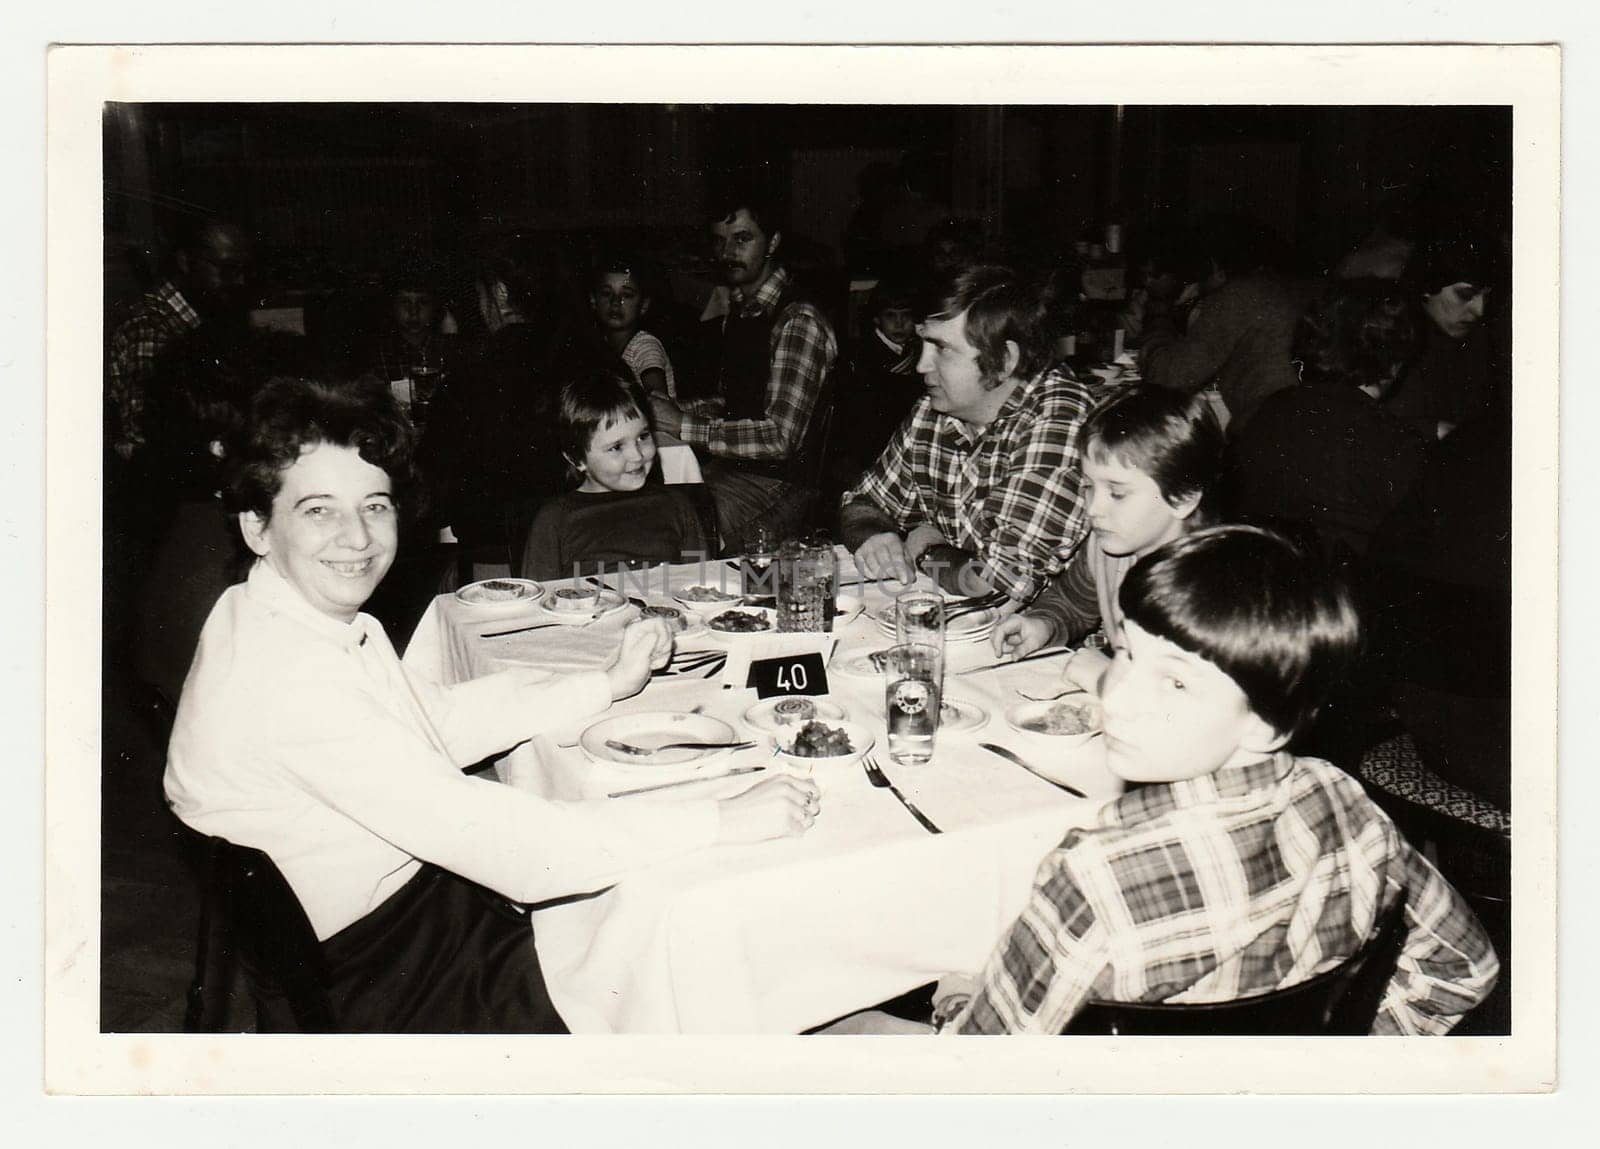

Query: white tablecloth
left=403, top=554, right=1122, bottom=1033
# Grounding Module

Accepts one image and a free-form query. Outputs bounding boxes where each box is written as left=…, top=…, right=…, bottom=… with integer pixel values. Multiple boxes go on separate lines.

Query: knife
left=607, top=765, right=766, bottom=798
left=978, top=742, right=1088, bottom=799
left=958, top=646, right=1072, bottom=676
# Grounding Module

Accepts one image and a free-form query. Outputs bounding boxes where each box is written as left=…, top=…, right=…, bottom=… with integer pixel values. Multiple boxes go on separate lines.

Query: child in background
left=829, top=276, right=926, bottom=496
left=591, top=259, right=677, bottom=399
left=827, top=526, right=1499, bottom=1035
left=520, top=369, right=707, bottom=582
left=991, top=384, right=1224, bottom=693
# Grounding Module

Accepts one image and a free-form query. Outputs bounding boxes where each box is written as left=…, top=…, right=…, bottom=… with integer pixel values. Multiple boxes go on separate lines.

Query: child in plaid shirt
left=831, top=525, right=1498, bottom=1035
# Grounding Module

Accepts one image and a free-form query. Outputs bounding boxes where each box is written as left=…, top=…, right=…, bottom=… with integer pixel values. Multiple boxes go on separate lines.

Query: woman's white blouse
left=165, top=561, right=719, bottom=940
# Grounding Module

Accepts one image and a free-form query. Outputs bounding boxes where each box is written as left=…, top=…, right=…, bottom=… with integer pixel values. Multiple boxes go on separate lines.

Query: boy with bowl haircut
left=829, top=526, right=1499, bottom=1036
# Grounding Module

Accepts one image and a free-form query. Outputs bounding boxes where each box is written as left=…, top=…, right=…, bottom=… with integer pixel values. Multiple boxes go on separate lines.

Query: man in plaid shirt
left=106, top=219, right=253, bottom=461
left=839, top=263, right=1096, bottom=605
left=650, top=191, right=837, bottom=547
left=827, top=527, right=1498, bottom=1036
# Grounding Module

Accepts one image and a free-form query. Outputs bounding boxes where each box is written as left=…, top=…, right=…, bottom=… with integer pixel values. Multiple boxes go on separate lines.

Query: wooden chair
left=1065, top=894, right=1409, bottom=1036
left=184, top=836, right=336, bottom=1033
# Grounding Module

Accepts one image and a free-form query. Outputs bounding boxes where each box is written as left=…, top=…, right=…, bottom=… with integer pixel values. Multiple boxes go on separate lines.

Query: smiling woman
left=162, top=375, right=819, bottom=1033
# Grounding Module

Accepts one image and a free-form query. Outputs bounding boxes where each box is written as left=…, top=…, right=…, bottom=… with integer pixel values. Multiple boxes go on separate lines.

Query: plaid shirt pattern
left=841, top=364, right=1095, bottom=602
left=957, top=753, right=1499, bottom=1036
left=679, top=266, right=838, bottom=461
left=106, top=281, right=202, bottom=456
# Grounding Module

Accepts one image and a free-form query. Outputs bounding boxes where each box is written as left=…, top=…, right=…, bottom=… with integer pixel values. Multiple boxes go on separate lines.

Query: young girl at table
left=520, top=368, right=709, bottom=582
left=991, top=384, right=1225, bottom=693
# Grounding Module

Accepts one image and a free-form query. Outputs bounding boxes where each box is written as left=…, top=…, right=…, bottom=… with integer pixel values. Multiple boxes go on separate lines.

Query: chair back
left=1066, top=894, right=1408, bottom=1036
left=209, top=837, right=336, bottom=1033
left=785, top=361, right=842, bottom=492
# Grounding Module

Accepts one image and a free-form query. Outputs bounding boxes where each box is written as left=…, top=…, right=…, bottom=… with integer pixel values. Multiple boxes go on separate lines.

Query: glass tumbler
left=776, top=540, right=837, bottom=632
left=884, top=643, right=943, bottom=766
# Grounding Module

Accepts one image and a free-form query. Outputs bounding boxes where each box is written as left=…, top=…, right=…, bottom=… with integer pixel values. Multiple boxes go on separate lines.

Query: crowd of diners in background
left=104, top=174, right=1511, bottom=818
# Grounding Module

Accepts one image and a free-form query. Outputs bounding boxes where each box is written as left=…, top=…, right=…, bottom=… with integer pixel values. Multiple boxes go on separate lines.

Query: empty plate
left=580, top=712, right=740, bottom=767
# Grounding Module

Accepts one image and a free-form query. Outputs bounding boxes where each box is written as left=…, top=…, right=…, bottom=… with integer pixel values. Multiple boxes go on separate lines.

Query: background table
left=404, top=554, right=1122, bottom=1033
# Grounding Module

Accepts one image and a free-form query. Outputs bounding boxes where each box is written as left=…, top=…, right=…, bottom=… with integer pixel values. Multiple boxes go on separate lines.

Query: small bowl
left=770, top=719, right=874, bottom=771
left=743, top=695, right=850, bottom=735
left=454, top=577, right=544, bottom=609
left=547, top=585, right=603, bottom=613
left=1004, top=696, right=1103, bottom=746
left=673, top=584, right=744, bottom=614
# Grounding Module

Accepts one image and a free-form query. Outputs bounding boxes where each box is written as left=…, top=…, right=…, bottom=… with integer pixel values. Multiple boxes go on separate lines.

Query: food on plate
left=1019, top=698, right=1100, bottom=737
left=708, top=609, right=771, bottom=633
left=639, top=604, right=688, bottom=633
left=458, top=579, right=535, bottom=604
left=679, top=584, right=740, bottom=603
left=771, top=698, right=817, bottom=726
left=550, top=586, right=601, bottom=611
left=787, top=720, right=855, bottom=758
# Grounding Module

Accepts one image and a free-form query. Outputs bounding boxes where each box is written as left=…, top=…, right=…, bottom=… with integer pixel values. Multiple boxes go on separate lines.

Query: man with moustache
left=648, top=189, right=838, bottom=548
left=839, top=263, right=1096, bottom=605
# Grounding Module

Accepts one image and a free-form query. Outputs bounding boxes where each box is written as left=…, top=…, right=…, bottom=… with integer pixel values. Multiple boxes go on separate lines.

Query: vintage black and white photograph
left=43, top=43, right=1559, bottom=1096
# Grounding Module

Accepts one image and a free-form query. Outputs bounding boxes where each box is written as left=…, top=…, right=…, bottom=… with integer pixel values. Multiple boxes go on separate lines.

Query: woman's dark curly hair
left=1293, top=279, right=1423, bottom=392
left=223, top=375, right=414, bottom=522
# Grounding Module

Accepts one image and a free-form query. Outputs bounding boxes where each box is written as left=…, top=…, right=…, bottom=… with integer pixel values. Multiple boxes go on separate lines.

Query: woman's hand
left=991, top=613, right=1053, bottom=660
left=715, top=775, right=821, bottom=843
left=1064, top=648, right=1112, bottom=696
left=605, top=618, right=674, bottom=701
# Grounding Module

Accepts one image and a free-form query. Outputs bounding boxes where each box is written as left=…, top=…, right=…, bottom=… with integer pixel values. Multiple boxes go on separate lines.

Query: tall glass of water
left=894, top=589, right=945, bottom=651
left=740, top=523, right=778, bottom=596
left=885, top=643, right=943, bottom=766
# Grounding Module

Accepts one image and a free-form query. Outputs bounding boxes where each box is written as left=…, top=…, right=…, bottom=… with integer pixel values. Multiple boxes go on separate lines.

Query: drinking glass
left=894, top=589, right=946, bottom=653
left=884, top=643, right=943, bottom=766
left=739, top=523, right=779, bottom=597
left=776, top=539, right=837, bottom=632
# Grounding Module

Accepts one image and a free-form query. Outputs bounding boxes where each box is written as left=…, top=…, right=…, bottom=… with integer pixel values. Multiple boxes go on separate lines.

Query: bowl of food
left=771, top=719, right=874, bottom=770
left=547, top=585, right=602, bottom=613
left=637, top=603, right=691, bottom=635
left=743, top=695, right=850, bottom=734
left=705, top=607, right=774, bottom=635
left=454, top=578, right=544, bottom=609
left=1004, top=695, right=1103, bottom=745
left=673, top=584, right=743, bottom=614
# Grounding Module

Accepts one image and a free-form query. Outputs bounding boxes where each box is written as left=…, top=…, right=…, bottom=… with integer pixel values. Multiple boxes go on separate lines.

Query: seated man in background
left=827, top=527, right=1498, bottom=1035
left=1132, top=214, right=1324, bottom=431
left=839, top=263, right=1096, bottom=603
left=649, top=188, right=838, bottom=550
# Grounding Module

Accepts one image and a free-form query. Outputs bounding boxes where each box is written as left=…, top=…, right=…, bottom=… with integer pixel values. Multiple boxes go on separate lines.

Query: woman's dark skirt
left=321, top=865, right=568, bottom=1034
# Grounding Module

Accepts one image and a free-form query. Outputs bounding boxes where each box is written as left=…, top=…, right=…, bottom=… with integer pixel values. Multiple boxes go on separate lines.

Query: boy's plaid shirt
left=956, top=753, right=1499, bottom=1035
left=842, top=364, right=1096, bottom=603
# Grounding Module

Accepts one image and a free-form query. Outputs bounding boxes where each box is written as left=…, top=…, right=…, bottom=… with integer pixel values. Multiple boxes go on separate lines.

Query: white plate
left=937, top=694, right=991, bottom=734
left=770, top=719, right=874, bottom=770
left=1004, top=696, right=1103, bottom=744
left=454, top=578, right=545, bottom=609
left=580, top=712, right=740, bottom=767
left=870, top=606, right=996, bottom=643
left=538, top=588, right=630, bottom=624
left=636, top=603, right=707, bottom=639
left=673, top=585, right=745, bottom=613
left=832, top=645, right=894, bottom=679
left=743, top=695, right=850, bottom=734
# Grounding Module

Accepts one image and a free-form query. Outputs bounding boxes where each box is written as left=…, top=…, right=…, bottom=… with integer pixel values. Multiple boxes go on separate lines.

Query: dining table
left=402, top=550, right=1122, bottom=1034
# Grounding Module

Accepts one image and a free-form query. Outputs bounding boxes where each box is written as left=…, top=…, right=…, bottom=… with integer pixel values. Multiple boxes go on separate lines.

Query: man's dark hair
left=1119, top=525, right=1362, bottom=741
left=1081, top=384, right=1226, bottom=522
left=1293, top=280, right=1422, bottom=392
left=707, top=183, right=785, bottom=240
left=224, top=376, right=414, bottom=522
left=927, top=263, right=1050, bottom=382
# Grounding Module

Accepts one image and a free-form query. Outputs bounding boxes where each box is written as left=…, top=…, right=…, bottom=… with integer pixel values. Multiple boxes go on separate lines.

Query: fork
left=1015, top=685, right=1086, bottom=703
left=606, top=738, right=755, bottom=756
left=944, top=592, right=1008, bottom=622
left=861, top=755, right=942, bottom=834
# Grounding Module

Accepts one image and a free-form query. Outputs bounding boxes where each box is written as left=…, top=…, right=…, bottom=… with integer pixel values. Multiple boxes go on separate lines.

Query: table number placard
left=746, top=652, right=830, bottom=699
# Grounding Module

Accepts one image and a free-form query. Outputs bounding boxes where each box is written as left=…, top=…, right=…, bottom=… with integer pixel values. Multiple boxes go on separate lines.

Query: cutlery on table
left=1015, top=685, right=1087, bottom=703
left=861, top=755, right=942, bottom=834
left=479, top=622, right=566, bottom=639
left=608, top=765, right=766, bottom=798
left=977, top=742, right=1088, bottom=799
left=944, top=592, right=1009, bottom=622
left=605, top=738, right=755, bottom=756
left=958, top=646, right=1071, bottom=676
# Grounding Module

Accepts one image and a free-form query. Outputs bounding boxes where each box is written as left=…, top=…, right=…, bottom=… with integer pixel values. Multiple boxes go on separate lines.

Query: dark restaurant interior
left=101, top=100, right=1513, bottom=1035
